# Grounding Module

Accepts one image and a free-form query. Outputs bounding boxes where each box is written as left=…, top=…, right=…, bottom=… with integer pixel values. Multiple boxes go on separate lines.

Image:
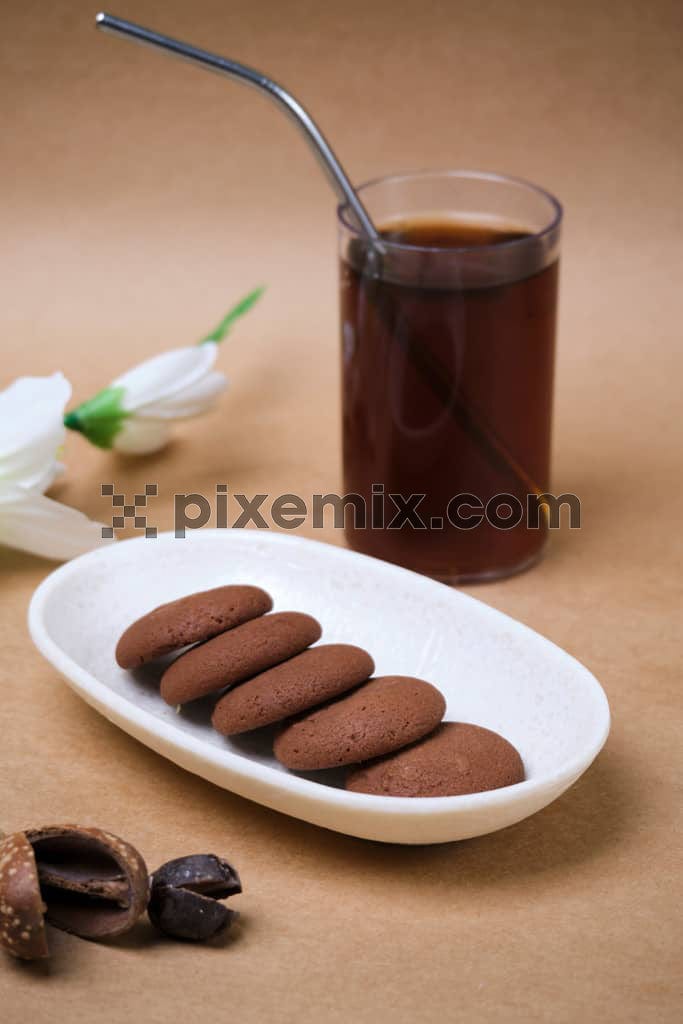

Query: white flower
left=0, top=374, right=70, bottom=493
left=0, top=373, right=111, bottom=561
left=63, top=287, right=264, bottom=455
left=65, top=343, right=227, bottom=455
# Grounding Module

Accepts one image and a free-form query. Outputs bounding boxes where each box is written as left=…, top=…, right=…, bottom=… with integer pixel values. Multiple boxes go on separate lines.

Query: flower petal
left=114, top=344, right=218, bottom=413
left=112, top=418, right=172, bottom=454
left=0, top=373, right=71, bottom=491
left=0, top=373, right=71, bottom=452
left=138, top=372, right=228, bottom=419
left=0, top=486, right=112, bottom=561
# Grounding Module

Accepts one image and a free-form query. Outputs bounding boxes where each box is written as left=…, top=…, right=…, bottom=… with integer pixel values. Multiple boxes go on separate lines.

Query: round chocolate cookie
left=345, top=722, right=524, bottom=797
left=273, top=675, right=446, bottom=770
left=160, top=611, right=322, bottom=706
left=116, top=585, right=272, bottom=669
left=211, top=643, right=374, bottom=735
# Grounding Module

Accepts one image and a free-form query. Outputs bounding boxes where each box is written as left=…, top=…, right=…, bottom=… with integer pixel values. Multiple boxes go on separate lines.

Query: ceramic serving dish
left=28, top=529, right=610, bottom=844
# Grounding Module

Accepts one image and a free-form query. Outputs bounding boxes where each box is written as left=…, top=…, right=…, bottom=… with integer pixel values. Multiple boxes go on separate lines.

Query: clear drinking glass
left=338, top=170, right=562, bottom=583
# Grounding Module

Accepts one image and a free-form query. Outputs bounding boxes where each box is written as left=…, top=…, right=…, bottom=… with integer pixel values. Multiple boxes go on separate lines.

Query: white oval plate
left=28, top=530, right=609, bottom=844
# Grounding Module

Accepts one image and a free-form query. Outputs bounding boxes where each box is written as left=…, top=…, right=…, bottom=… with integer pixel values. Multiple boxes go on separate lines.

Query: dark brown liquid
left=340, top=217, right=558, bottom=581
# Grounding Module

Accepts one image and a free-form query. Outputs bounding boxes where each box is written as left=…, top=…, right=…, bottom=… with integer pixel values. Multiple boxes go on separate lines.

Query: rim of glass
left=337, top=169, right=563, bottom=254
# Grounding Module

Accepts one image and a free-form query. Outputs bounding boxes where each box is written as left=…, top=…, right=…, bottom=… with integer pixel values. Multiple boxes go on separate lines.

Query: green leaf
left=63, top=386, right=129, bottom=449
left=199, top=286, right=265, bottom=344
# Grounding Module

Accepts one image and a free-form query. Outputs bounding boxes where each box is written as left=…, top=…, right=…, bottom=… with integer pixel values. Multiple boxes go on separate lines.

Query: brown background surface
left=1, top=1, right=681, bottom=1021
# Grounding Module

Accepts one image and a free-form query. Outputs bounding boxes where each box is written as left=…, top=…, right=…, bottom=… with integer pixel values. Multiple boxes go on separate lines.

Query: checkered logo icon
left=101, top=483, right=158, bottom=539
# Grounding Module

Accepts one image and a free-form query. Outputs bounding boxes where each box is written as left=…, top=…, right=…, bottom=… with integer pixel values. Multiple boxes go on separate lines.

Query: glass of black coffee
left=338, top=170, right=562, bottom=583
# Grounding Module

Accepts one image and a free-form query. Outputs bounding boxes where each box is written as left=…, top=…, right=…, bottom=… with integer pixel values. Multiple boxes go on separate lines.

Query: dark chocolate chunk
left=151, top=854, right=241, bottom=899
left=148, top=854, right=242, bottom=942
left=148, top=885, right=237, bottom=942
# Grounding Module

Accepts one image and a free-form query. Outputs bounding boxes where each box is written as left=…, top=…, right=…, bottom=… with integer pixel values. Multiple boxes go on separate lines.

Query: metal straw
left=94, top=12, right=380, bottom=243
left=94, top=12, right=544, bottom=506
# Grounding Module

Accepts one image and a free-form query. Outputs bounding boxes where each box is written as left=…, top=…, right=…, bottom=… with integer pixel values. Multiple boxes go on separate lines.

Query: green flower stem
left=199, top=286, right=265, bottom=344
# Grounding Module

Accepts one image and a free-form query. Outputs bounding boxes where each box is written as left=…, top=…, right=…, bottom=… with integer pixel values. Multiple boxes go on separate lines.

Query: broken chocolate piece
left=0, top=832, right=49, bottom=960
left=148, top=854, right=241, bottom=941
left=0, top=824, right=149, bottom=958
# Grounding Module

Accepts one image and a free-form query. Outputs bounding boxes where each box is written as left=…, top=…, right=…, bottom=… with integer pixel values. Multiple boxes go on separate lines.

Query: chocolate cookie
left=116, top=585, right=273, bottom=669
left=160, top=611, right=322, bottom=706
left=212, top=644, right=374, bottom=735
left=346, top=722, right=524, bottom=797
left=273, top=675, right=446, bottom=770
